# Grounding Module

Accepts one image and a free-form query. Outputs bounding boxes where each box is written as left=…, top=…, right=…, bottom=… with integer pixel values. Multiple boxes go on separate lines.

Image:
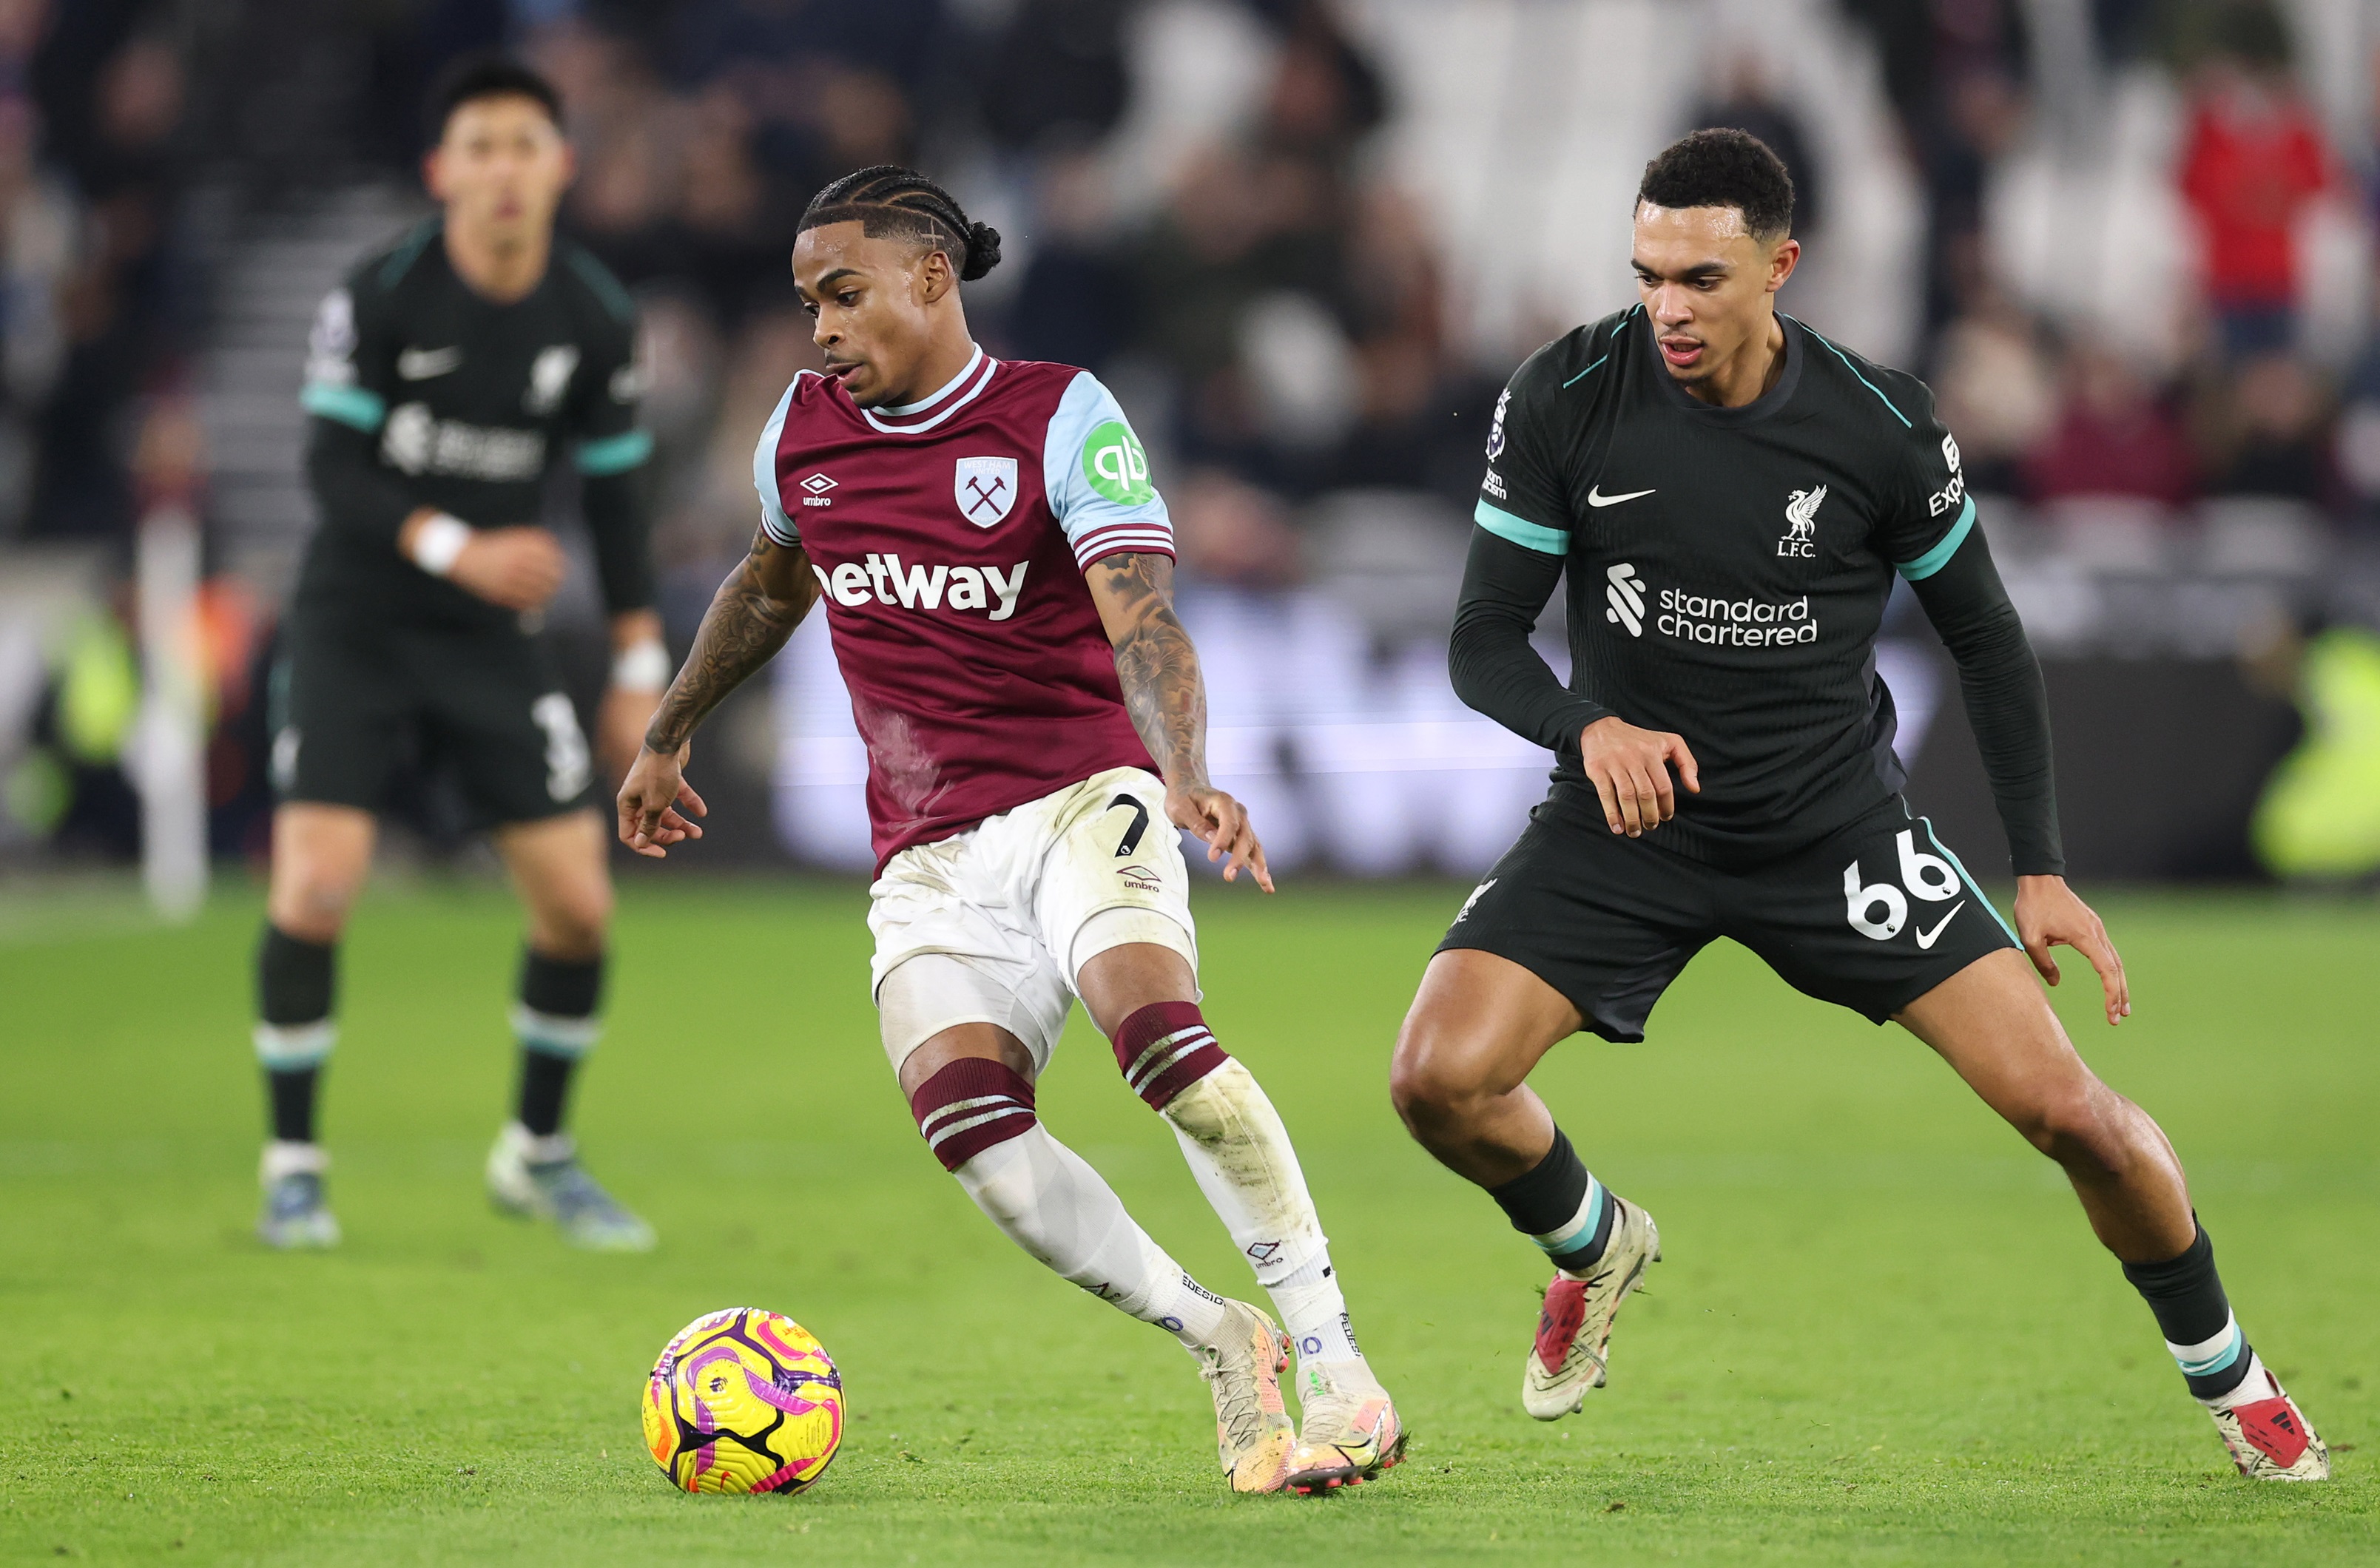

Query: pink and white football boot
left=2207, top=1362, right=2330, bottom=1481
left=1522, top=1197, right=1660, bottom=1420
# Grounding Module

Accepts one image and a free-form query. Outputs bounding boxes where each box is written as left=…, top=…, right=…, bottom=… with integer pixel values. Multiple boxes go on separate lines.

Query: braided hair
left=797, top=166, right=1004, bottom=282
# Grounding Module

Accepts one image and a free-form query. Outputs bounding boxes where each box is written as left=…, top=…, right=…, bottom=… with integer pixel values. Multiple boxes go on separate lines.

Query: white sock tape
left=406, top=513, right=473, bottom=577
left=610, top=638, right=672, bottom=694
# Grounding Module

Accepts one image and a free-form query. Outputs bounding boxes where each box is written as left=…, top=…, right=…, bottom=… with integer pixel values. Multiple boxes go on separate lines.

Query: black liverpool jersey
left=295, top=220, right=651, bottom=628
left=1476, top=305, right=1975, bottom=868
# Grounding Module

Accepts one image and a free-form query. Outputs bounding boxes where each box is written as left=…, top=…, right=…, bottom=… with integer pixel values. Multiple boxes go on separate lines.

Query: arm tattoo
left=644, top=532, right=817, bottom=754
left=1094, top=552, right=1207, bottom=788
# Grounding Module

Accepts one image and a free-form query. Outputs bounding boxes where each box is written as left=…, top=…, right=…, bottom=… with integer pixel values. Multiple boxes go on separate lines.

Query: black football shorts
left=269, top=609, right=593, bottom=828
left=1440, top=786, right=2018, bottom=1041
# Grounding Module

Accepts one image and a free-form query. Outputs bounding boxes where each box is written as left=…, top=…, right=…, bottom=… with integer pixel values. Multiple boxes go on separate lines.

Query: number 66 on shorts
left=1843, top=830, right=1963, bottom=942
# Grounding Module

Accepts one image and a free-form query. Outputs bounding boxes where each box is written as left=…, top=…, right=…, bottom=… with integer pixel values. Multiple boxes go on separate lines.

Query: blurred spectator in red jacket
left=2025, top=337, right=2197, bottom=507
left=2176, top=8, right=2334, bottom=360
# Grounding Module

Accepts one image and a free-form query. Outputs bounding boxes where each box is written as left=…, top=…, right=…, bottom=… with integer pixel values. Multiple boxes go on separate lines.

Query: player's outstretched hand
left=596, top=685, right=659, bottom=784
left=2014, top=873, right=2130, bottom=1025
left=451, top=525, right=568, bottom=612
left=1578, top=715, right=1701, bottom=837
left=1167, top=782, right=1273, bottom=893
left=617, top=743, right=707, bottom=859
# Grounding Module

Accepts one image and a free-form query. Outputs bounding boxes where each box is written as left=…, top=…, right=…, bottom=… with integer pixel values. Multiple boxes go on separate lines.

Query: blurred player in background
left=618, top=168, right=1403, bottom=1497
left=1390, top=129, right=2327, bottom=1481
left=254, top=55, right=664, bottom=1253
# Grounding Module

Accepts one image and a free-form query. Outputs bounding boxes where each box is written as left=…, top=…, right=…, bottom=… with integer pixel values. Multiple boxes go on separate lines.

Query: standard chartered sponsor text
left=1656, top=586, right=1819, bottom=646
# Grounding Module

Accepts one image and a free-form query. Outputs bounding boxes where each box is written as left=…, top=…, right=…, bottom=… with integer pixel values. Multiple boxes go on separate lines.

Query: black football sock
left=255, top=925, right=337, bottom=1144
left=1486, top=1127, right=1617, bottom=1274
left=513, top=948, right=604, bottom=1140
left=2123, top=1221, right=2256, bottom=1402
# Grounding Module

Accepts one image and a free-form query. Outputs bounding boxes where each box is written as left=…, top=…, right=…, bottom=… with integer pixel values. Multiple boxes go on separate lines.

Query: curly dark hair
left=1636, top=128, right=1795, bottom=241
left=798, top=166, right=1005, bottom=283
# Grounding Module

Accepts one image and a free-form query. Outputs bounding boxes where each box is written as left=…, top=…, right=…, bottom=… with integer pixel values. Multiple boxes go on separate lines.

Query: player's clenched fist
left=451, top=525, right=569, bottom=612
left=1166, top=781, right=1274, bottom=893
left=1579, top=714, right=1701, bottom=837
left=616, top=743, right=707, bottom=859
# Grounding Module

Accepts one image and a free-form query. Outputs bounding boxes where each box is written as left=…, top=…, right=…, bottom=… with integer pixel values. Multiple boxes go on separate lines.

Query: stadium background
left=3, top=0, right=2379, bottom=889
left=2, top=7, right=2378, bottom=1563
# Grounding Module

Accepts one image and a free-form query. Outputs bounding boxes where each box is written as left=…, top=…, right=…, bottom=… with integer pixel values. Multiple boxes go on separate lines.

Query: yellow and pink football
left=642, top=1308, right=844, bottom=1495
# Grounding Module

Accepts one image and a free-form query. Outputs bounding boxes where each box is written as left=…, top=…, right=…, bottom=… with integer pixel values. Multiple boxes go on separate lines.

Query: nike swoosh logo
left=1915, top=902, right=1965, bottom=950
left=1587, top=486, right=1656, bottom=507
left=397, top=346, right=463, bottom=379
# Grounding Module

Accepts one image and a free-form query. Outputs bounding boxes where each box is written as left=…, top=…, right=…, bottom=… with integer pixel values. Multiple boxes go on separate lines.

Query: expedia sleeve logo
left=1083, top=420, right=1154, bottom=505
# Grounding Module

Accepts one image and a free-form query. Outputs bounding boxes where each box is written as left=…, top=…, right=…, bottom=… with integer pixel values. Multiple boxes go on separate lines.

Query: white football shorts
left=870, top=766, right=1199, bottom=1077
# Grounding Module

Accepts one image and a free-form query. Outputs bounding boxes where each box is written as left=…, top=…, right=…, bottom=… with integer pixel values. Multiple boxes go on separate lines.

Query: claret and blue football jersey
left=753, top=348, right=1175, bottom=868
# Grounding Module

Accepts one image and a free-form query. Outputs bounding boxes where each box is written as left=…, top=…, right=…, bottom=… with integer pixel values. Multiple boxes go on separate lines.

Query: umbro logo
left=397, top=345, right=463, bottom=379
left=799, top=472, right=836, bottom=507
left=1605, top=562, right=1647, bottom=637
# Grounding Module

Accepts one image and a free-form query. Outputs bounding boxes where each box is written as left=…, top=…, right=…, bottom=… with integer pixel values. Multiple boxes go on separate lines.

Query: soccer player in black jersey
left=1388, top=130, right=2326, bottom=1480
left=253, top=56, right=662, bottom=1251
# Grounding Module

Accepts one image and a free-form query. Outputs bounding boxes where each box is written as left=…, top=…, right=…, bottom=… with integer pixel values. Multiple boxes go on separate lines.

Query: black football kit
left=1443, top=306, right=2060, bottom=1038
left=275, top=220, right=653, bottom=826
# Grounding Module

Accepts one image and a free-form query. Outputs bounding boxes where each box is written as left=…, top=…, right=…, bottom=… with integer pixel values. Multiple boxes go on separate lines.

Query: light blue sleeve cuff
left=753, top=379, right=799, bottom=547
left=1474, top=499, right=1569, bottom=555
left=300, top=382, right=386, bottom=433
left=1044, top=371, right=1172, bottom=552
left=574, top=428, right=653, bottom=476
left=1895, top=494, right=1977, bottom=581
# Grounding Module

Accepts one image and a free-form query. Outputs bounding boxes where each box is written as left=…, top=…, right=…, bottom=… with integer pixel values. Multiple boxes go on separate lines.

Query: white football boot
left=1284, top=1358, right=1406, bottom=1495
left=1196, top=1300, right=1297, bottom=1494
left=2206, top=1362, right=2330, bottom=1481
left=1522, top=1196, right=1660, bottom=1420
left=486, top=1122, right=655, bottom=1251
left=257, top=1140, right=340, bottom=1249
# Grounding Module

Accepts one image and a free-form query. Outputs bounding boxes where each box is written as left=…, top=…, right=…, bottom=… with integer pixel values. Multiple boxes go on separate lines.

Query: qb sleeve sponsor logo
left=1083, top=421, right=1155, bottom=505
left=1842, top=830, right=1963, bottom=943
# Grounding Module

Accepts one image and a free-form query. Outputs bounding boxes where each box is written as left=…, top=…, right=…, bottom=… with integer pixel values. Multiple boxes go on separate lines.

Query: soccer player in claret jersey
left=256, top=56, right=661, bottom=1253
left=617, top=166, right=1402, bottom=1496
left=1389, top=130, right=2327, bottom=1481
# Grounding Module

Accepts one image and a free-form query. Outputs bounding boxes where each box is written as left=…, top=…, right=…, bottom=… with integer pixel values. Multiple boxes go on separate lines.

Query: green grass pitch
left=1, top=875, right=2373, bottom=1565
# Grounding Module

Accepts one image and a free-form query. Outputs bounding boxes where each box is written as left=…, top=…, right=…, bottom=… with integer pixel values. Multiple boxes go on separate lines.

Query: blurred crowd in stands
left=7, top=0, right=2380, bottom=873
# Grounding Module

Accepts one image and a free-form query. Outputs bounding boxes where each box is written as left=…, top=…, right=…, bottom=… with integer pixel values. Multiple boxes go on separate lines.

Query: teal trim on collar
left=300, top=381, right=387, bottom=433
left=377, top=220, right=440, bottom=290
left=1795, top=318, right=1912, bottom=428
left=1895, top=494, right=1976, bottom=581
left=575, top=428, right=653, bottom=475
left=564, top=245, right=638, bottom=324
left=1474, top=499, right=1569, bottom=555
left=1562, top=308, right=1636, bottom=388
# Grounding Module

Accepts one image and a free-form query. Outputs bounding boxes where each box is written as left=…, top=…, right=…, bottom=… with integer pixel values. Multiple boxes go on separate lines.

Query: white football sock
left=952, top=1123, right=1229, bottom=1349
left=2202, top=1349, right=2277, bottom=1410
left=1159, top=1061, right=1359, bottom=1364
left=1269, top=1247, right=1363, bottom=1368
